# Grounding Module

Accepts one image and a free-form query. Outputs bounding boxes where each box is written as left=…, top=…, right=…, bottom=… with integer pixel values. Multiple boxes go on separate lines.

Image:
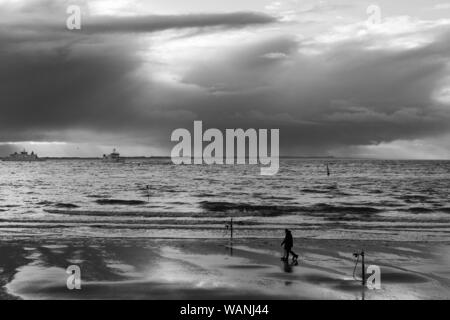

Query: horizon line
left=1, top=155, right=449, bottom=161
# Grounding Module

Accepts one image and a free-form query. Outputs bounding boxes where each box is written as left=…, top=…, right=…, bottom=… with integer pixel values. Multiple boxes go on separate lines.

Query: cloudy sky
left=1, top=0, right=449, bottom=158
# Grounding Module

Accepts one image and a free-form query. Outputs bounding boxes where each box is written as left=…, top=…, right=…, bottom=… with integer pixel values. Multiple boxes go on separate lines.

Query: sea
left=0, top=159, right=449, bottom=241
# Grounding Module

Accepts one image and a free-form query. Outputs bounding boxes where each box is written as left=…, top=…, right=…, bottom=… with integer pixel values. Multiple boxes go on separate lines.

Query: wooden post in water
left=230, top=218, right=233, bottom=244
left=361, top=251, right=365, bottom=286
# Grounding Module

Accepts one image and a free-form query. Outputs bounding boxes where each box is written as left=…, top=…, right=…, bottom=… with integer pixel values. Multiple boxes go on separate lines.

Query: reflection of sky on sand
left=158, top=245, right=325, bottom=298
left=106, top=262, right=140, bottom=278
left=148, top=258, right=221, bottom=287
left=190, top=244, right=361, bottom=299
left=155, top=246, right=275, bottom=290
left=6, top=265, right=67, bottom=299
left=2, top=239, right=449, bottom=300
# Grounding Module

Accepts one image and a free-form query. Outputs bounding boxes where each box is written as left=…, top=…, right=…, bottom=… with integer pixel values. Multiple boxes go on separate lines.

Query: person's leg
left=290, top=249, right=298, bottom=260
left=286, top=247, right=292, bottom=260
left=283, top=248, right=289, bottom=260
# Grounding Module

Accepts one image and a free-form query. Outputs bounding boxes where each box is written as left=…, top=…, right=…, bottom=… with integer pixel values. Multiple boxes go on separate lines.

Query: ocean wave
left=44, top=209, right=209, bottom=217
left=55, top=203, right=79, bottom=208
left=398, top=194, right=430, bottom=203
left=299, top=203, right=382, bottom=215
left=404, top=207, right=434, bottom=213
left=200, top=201, right=298, bottom=216
left=37, top=201, right=79, bottom=208
left=38, top=203, right=450, bottom=220
left=37, top=201, right=53, bottom=206
left=338, top=201, right=402, bottom=208
left=95, top=199, right=147, bottom=206
left=195, top=193, right=216, bottom=198
left=301, top=188, right=329, bottom=194
left=199, top=201, right=382, bottom=216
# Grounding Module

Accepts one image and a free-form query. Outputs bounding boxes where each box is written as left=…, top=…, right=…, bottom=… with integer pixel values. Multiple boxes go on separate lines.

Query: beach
left=1, top=237, right=449, bottom=300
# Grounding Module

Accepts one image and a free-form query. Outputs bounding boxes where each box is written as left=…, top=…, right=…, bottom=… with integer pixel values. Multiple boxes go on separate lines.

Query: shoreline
left=2, top=234, right=450, bottom=243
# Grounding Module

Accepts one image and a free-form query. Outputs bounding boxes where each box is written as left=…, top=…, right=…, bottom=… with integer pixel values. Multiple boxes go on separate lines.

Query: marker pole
left=361, top=251, right=365, bottom=286
left=230, top=218, right=233, bottom=243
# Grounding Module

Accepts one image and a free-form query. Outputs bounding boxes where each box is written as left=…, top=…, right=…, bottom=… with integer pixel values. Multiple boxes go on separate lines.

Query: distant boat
left=3, top=150, right=43, bottom=162
left=326, top=164, right=330, bottom=176
left=102, top=148, right=122, bottom=162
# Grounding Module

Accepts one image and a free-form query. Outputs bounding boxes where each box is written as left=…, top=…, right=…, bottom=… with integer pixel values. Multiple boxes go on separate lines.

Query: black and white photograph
left=0, top=0, right=449, bottom=306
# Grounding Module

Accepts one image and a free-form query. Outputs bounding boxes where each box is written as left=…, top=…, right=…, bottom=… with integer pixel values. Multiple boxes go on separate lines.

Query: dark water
left=0, top=159, right=449, bottom=240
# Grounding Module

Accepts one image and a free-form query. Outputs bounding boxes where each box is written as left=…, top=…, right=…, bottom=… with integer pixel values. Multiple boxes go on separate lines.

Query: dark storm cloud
left=0, top=1, right=277, bottom=34
left=82, top=12, right=278, bottom=33
left=0, top=1, right=278, bottom=144
left=0, top=34, right=194, bottom=144
left=0, top=38, right=142, bottom=132
left=178, top=32, right=450, bottom=154
left=2, top=28, right=450, bottom=154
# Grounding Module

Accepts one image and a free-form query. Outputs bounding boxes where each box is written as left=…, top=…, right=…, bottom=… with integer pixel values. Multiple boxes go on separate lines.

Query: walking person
left=281, top=229, right=299, bottom=262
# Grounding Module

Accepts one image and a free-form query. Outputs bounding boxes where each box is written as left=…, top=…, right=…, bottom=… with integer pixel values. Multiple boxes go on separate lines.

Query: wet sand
left=1, top=238, right=449, bottom=300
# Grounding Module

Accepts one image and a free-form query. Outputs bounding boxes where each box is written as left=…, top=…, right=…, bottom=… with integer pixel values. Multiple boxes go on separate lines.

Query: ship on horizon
left=2, top=150, right=43, bottom=162
left=102, top=148, right=123, bottom=162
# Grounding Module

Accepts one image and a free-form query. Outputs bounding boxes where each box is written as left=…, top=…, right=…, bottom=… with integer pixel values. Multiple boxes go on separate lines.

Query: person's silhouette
left=281, top=229, right=299, bottom=262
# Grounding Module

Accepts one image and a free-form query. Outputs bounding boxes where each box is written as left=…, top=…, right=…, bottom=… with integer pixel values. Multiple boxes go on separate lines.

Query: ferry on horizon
left=2, top=150, right=43, bottom=162
left=102, top=148, right=123, bottom=162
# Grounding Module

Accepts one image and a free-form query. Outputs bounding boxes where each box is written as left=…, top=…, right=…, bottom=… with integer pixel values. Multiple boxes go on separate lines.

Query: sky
left=0, top=0, right=449, bottom=158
